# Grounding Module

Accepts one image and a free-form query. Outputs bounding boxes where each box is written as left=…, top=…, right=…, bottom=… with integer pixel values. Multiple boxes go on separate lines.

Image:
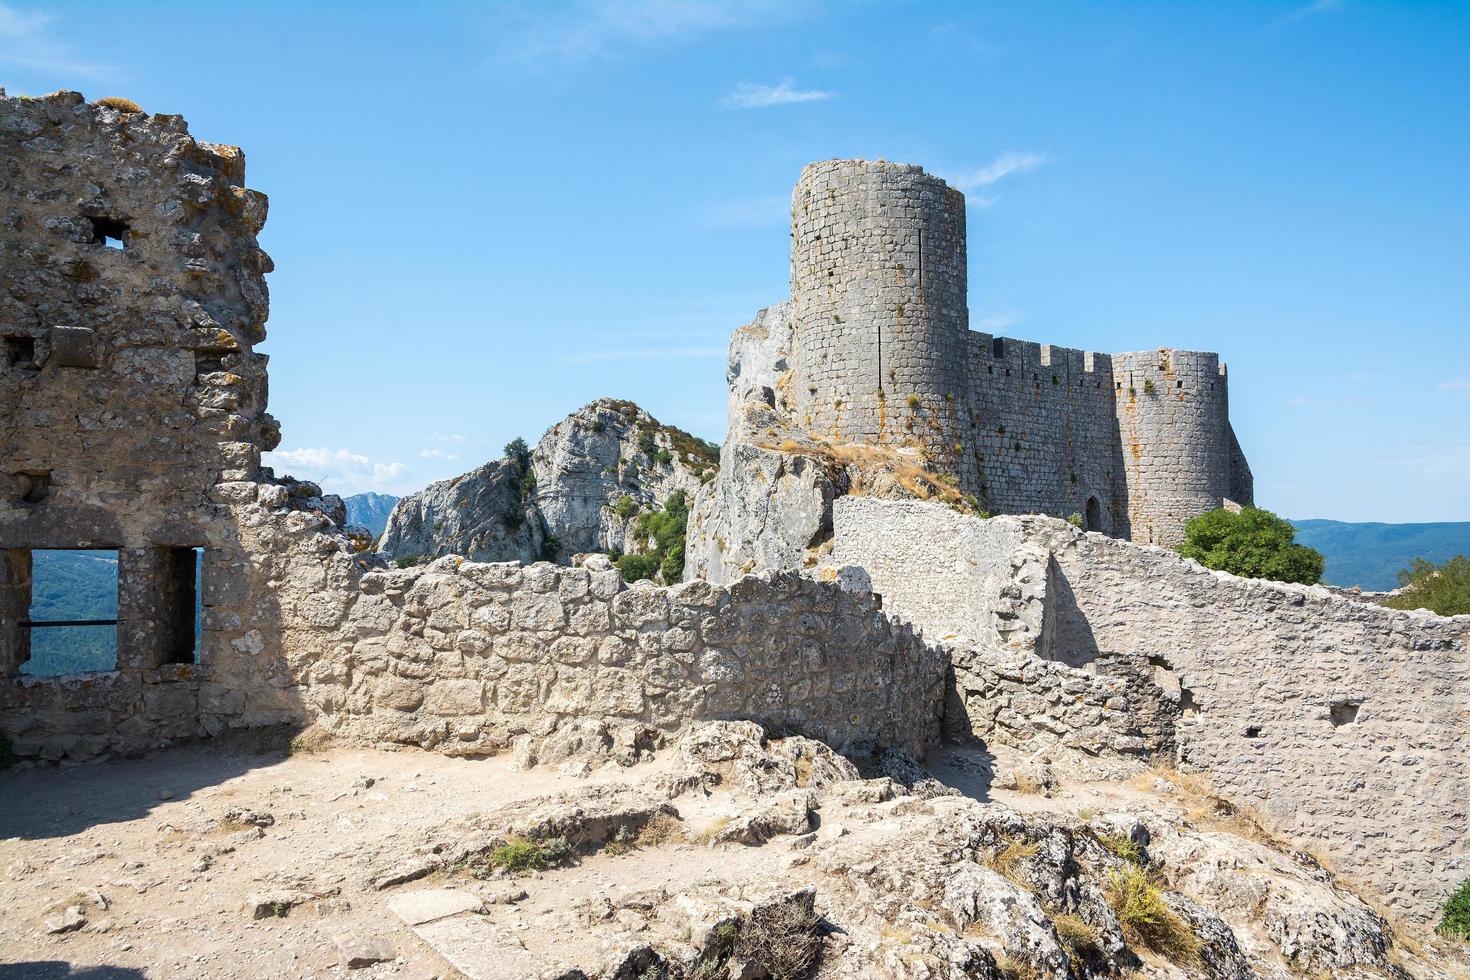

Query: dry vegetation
left=1104, top=865, right=1200, bottom=967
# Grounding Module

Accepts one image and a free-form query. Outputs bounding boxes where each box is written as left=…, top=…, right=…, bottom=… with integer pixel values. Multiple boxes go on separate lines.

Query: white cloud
left=560, top=346, right=725, bottom=365
left=951, top=152, right=1050, bottom=191
left=1438, top=378, right=1470, bottom=393
left=431, top=432, right=467, bottom=445
left=486, top=0, right=802, bottom=70
left=265, top=447, right=409, bottom=496
left=0, top=3, right=111, bottom=79
left=1272, top=0, right=1342, bottom=29
left=419, top=448, right=460, bottom=461
left=723, top=80, right=835, bottom=109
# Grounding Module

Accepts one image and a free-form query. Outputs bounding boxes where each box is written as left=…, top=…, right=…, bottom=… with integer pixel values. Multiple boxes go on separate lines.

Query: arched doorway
left=1085, top=496, right=1102, bottom=532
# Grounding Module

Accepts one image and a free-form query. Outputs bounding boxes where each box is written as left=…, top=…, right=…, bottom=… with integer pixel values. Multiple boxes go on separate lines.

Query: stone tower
left=1111, top=350, right=1251, bottom=544
left=790, top=160, right=970, bottom=465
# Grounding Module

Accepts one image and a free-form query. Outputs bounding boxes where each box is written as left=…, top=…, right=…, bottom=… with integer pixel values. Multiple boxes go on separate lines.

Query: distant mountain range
left=344, top=492, right=399, bottom=539
left=1289, top=519, right=1470, bottom=591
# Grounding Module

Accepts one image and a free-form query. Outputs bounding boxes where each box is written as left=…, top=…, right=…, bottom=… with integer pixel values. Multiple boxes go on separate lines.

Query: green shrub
left=589, top=420, right=605, bottom=433
left=465, top=836, right=573, bottom=877
left=655, top=449, right=672, bottom=465
left=503, top=437, right=531, bottom=472
left=1066, top=512, right=1084, bottom=528
left=613, top=494, right=638, bottom=519
left=1177, top=507, right=1324, bottom=585
left=638, top=431, right=659, bottom=457
left=394, top=554, right=422, bottom=569
left=1143, top=378, right=1157, bottom=395
left=1098, top=832, right=1143, bottom=865
left=1439, top=877, right=1470, bottom=941
left=1382, top=556, right=1470, bottom=617
left=616, top=553, right=660, bottom=583
left=906, top=393, right=921, bottom=408
left=617, top=490, right=689, bottom=583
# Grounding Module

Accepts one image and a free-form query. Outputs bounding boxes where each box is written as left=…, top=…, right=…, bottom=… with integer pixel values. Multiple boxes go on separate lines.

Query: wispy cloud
left=265, top=447, right=409, bottom=495
left=419, top=448, right=460, bottom=461
left=723, top=79, right=835, bottom=109
left=1271, top=0, right=1342, bottom=29
left=947, top=151, right=1051, bottom=206
left=431, top=432, right=467, bottom=445
left=485, top=0, right=803, bottom=71
left=561, top=346, right=725, bottom=365
left=1439, top=378, right=1470, bottom=394
left=0, top=3, right=112, bottom=79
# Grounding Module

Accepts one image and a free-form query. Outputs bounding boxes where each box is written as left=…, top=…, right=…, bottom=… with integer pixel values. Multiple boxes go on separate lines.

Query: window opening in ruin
left=19, top=549, right=120, bottom=677
left=1245, top=725, right=1262, bottom=739
left=89, top=216, right=129, bottom=249
left=4, top=335, right=37, bottom=369
left=18, top=471, right=50, bottom=505
left=161, top=547, right=204, bottom=665
left=1176, top=380, right=1183, bottom=388
left=1330, top=700, right=1361, bottom=727
left=1086, top=496, right=1102, bottom=532
left=992, top=338, right=1005, bottom=359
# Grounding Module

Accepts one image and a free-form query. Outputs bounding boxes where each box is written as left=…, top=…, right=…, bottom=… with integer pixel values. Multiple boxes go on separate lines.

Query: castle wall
left=790, top=160, right=969, bottom=466
left=965, top=334, right=1124, bottom=532
left=831, top=497, right=1470, bottom=922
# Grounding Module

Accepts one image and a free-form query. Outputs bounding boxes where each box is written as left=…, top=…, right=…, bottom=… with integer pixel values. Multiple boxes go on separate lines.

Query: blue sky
left=3, top=1, right=1467, bottom=521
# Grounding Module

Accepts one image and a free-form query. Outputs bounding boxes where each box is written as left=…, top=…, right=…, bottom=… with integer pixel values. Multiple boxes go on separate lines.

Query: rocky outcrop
left=686, top=303, right=977, bottom=584
left=380, top=398, right=716, bottom=564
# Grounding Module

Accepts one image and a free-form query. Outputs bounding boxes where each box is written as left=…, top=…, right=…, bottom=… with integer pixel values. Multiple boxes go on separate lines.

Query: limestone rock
left=381, top=398, right=714, bottom=565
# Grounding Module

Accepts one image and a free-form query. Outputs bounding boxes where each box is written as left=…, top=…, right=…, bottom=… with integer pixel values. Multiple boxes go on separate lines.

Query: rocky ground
left=3, top=726, right=1466, bottom=980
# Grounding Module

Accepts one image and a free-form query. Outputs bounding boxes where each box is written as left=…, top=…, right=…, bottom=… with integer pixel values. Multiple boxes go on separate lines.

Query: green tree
left=1381, top=556, right=1470, bottom=617
left=1177, top=507, right=1324, bottom=585
left=617, top=490, right=690, bottom=583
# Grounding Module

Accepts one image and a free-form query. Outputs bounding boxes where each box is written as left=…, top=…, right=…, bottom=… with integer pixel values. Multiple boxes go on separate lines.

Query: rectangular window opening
left=89, top=216, right=129, bottom=250
left=20, top=549, right=120, bottom=677
left=162, top=546, right=203, bottom=665
left=4, top=335, right=37, bottom=370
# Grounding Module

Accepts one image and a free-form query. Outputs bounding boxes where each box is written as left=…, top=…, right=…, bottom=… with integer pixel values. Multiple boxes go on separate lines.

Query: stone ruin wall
left=831, top=496, right=1470, bottom=921
left=0, top=90, right=307, bottom=757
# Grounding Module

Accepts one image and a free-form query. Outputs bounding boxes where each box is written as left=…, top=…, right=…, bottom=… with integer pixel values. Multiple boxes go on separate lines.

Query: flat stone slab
left=413, top=913, right=576, bottom=980
left=387, top=887, right=485, bottom=926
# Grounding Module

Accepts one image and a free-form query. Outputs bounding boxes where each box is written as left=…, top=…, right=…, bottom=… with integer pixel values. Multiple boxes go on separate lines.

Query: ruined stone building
left=1, top=95, right=1464, bottom=927
left=789, top=159, right=1253, bottom=545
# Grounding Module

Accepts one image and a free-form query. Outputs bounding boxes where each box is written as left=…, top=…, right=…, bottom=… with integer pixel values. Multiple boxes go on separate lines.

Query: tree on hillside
left=1381, top=555, right=1470, bottom=617
left=1177, top=507, right=1324, bottom=585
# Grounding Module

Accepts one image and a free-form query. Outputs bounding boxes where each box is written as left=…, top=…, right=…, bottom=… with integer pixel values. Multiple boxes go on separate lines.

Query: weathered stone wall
left=790, top=160, right=970, bottom=468
left=0, top=90, right=301, bottom=756
left=291, top=559, right=947, bottom=761
left=831, top=496, right=1470, bottom=921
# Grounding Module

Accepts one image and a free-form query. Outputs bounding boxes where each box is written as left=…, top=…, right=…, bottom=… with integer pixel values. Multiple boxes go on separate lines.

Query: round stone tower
left=1111, top=349, right=1238, bottom=545
left=790, top=160, right=969, bottom=460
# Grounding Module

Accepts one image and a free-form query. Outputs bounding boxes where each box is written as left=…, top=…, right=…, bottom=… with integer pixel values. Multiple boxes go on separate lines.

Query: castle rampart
left=786, top=159, right=1253, bottom=545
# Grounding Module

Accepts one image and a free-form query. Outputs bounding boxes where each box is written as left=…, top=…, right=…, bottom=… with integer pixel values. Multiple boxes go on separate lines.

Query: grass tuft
left=1104, top=866, right=1200, bottom=966
left=97, top=96, right=142, bottom=113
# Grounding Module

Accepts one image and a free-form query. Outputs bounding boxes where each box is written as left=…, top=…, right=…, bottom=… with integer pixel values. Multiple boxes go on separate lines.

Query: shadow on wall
left=0, top=965, right=147, bottom=979
left=0, top=728, right=294, bottom=842
left=1046, top=563, right=1101, bottom=669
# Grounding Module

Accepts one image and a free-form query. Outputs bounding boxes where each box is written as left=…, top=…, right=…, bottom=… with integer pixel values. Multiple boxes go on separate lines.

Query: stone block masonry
left=831, top=496, right=1470, bottom=922
left=786, top=159, right=1252, bottom=546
